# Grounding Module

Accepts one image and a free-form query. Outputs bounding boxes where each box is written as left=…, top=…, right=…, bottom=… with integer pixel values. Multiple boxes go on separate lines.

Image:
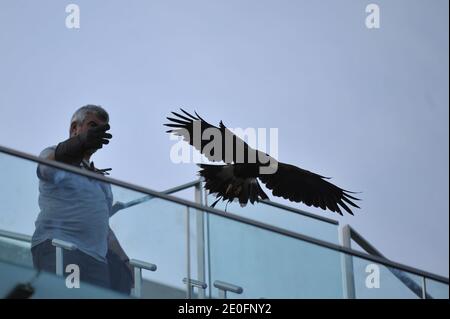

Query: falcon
left=164, top=109, right=360, bottom=215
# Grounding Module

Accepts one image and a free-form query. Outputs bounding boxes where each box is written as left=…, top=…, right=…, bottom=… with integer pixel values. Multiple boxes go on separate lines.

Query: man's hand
left=55, top=124, right=112, bottom=165
left=78, top=124, right=112, bottom=151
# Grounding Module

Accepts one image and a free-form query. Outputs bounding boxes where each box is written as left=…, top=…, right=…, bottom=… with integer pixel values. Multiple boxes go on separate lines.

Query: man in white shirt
left=32, top=105, right=132, bottom=293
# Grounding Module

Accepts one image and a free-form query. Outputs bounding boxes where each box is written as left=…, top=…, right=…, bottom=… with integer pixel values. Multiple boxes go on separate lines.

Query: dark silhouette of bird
left=164, top=109, right=360, bottom=215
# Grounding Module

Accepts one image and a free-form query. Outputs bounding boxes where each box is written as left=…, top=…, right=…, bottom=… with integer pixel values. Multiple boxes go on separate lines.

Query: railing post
left=183, top=278, right=208, bottom=299
left=186, top=206, right=191, bottom=299
left=195, top=181, right=206, bottom=299
left=203, top=187, right=212, bottom=299
left=339, top=225, right=356, bottom=299
left=421, top=276, right=427, bottom=299
left=51, top=239, right=77, bottom=277
left=213, top=280, right=243, bottom=299
left=129, top=259, right=157, bottom=298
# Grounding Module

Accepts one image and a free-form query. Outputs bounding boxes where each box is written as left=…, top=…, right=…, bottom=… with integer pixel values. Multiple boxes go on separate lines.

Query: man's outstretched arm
left=55, top=124, right=112, bottom=165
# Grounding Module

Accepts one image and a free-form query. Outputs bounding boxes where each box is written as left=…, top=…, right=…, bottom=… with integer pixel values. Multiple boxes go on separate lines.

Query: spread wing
left=164, top=109, right=255, bottom=163
left=258, top=162, right=360, bottom=215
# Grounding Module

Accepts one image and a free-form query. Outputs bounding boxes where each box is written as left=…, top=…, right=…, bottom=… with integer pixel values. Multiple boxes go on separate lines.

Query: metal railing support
left=185, top=206, right=192, bottom=298
left=339, top=225, right=356, bottom=299
left=213, top=280, right=243, bottom=299
left=195, top=181, right=206, bottom=299
left=183, top=278, right=207, bottom=299
left=129, top=259, right=157, bottom=298
left=421, top=277, right=427, bottom=299
left=51, top=239, right=77, bottom=276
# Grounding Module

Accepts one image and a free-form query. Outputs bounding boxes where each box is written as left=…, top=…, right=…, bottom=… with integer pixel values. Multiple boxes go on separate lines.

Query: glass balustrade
left=207, top=194, right=339, bottom=244
left=425, top=278, right=450, bottom=299
left=0, top=146, right=448, bottom=299
left=204, top=210, right=447, bottom=299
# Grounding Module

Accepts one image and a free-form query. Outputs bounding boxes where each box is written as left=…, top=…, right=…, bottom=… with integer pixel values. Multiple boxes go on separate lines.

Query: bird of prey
left=164, top=109, right=360, bottom=215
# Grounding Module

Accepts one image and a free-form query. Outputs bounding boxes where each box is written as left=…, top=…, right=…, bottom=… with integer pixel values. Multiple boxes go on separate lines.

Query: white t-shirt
left=31, top=146, right=113, bottom=262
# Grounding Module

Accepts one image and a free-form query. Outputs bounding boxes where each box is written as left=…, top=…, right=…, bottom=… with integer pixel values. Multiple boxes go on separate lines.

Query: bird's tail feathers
left=198, top=164, right=268, bottom=209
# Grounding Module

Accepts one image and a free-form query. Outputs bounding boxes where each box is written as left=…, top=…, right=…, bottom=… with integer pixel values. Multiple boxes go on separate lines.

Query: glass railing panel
left=425, top=278, right=449, bottom=299
left=0, top=257, right=127, bottom=298
left=0, top=152, right=40, bottom=236
left=0, top=256, right=40, bottom=298
left=206, top=211, right=344, bottom=298
left=109, top=190, right=191, bottom=297
left=0, top=150, right=189, bottom=298
left=207, top=194, right=339, bottom=244
left=352, top=256, right=423, bottom=299
left=0, top=236, right=32, bottom=267
left=206, top=210, right=448, bottom=299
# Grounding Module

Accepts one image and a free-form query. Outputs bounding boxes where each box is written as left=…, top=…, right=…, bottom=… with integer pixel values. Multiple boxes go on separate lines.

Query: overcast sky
left=0, top=0, right=448, bottom=282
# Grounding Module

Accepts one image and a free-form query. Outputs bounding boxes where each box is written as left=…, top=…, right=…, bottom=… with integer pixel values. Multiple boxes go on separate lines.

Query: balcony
left=0, top=145, right=448, bottom=299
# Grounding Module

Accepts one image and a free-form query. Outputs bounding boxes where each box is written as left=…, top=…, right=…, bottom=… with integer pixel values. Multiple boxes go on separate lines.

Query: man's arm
left=107, top=228, right=135, bottom=288
left=55, top=124, right=112, bottom=165
left=36, top=147, right=66, bottom=183
left=37, top=124, right=112, bottom=182
left=108, top=229, right=130, bottom=262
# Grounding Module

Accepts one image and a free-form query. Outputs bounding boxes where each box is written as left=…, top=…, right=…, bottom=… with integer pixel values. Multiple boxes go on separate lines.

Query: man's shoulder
left=39, top=145, right=57, bottom=159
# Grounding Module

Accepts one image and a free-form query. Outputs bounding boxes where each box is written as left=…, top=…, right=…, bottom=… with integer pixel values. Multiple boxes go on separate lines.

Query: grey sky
left=0, top=0, right=448, bottom=280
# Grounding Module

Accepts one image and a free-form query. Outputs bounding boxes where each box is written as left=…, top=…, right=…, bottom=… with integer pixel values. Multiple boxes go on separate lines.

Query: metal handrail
left=0, top=229, right=32, bottom=242
left=260, top=199, right=338, bottom=225
left=141, top=178, right=339, bottom=225
left=0, top=144, right=448, bottom=285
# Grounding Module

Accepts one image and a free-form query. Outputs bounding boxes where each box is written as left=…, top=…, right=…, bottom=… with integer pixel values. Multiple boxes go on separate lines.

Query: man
left=31, top=105, right=132, bottom=293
